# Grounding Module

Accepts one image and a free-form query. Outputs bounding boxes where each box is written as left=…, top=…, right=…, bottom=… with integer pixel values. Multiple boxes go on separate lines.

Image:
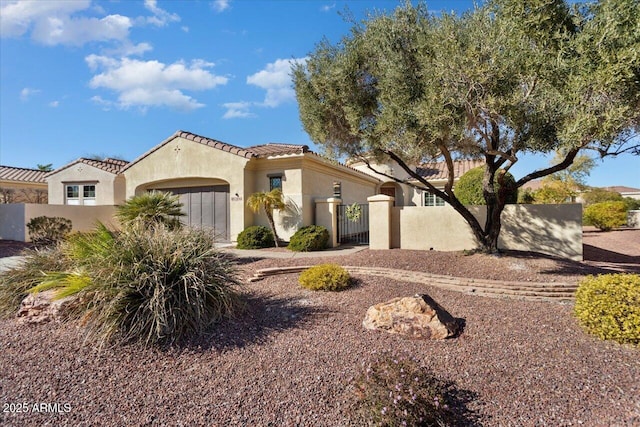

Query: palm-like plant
left=116, top=191, right=184, bottom=230
left=247, top=189, right=285, bottom=247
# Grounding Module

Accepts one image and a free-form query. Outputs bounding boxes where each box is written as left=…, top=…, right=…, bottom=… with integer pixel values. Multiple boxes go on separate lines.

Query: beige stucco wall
left=249, top=155, right=378, bottom=241
left=381, top=203, right=582, bottom=260
left=47, top=164, right=123, bottom=205
left=627, top=210, right=640, bottom=228
left=122, top=136, right=251, bottom=241
left=0, top=204, right=118, bottom=241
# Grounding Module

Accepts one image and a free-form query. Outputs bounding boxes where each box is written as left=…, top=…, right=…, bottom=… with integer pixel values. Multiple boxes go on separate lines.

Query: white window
left=424, top=192, right=445, bottom=207
left=65, top=184, right=96, bottom=205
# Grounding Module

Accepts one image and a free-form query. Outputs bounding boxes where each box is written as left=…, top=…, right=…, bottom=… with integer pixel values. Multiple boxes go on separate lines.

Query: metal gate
left=337, top=203, right=369, bottom=245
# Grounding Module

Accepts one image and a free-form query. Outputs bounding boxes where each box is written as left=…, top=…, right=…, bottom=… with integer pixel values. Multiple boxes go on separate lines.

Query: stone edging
left=248, top=265, right=577, bottom=302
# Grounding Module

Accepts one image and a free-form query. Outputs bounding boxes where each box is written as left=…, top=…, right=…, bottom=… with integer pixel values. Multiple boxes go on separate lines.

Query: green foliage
left=454, top=167, right=517, bottom=205
left=0, top=248, right=71, bottom=319
left=583, top=201, right=627, bottom=231
left=581, top=188, right=623, bottom=206
left=518, top=188, right=536, bottom=204
left=623, top=197, right=640, bottom=211
left=2, top=223, right=241, bottom=347
left=288, top=225, right=329, bottom=252
left=349, top=352, right=470, bottom=426
left=247, top=189, right=286, bottom=247
left=26, top=216, right=72, bottom=245
left=574, top=274, right=640, bottom=346
left=293, top=0, right=640, bottom=253
left=116, top=191, right=184, bottom=230
left=298, top=264, right=350, bottom=291
left=236, top=225, right=275, bottom=249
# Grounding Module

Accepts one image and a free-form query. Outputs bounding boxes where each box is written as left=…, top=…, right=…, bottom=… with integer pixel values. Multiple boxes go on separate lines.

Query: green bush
left=26, top=216, right=72, bottom=245
left=454, top=166, right=517, bottom=205
left=349, top=352, right=469, bottom=426
left=581, top=188, right=622, bottom=206
left=574, top=274, right=640, bottom=346
left=4, top=222, right=241, bottom=347
left=116, top=191, right=184, bottom=230
left=288, top=225, right=329, bottom=252
left=236, top=225, right=275, bottom=249
left=298, top=264, right=350, bottom=291
left=583, top=201, right=627, bottom=231
left=623, top=197, right=640, bottom=211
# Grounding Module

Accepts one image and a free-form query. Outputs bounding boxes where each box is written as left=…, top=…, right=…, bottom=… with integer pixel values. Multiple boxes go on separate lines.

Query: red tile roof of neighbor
left=47, top=158, right=130, bottom=177
left=416, top=159, right=485, bottom=180
left=0, top=165, right=48, bottom=183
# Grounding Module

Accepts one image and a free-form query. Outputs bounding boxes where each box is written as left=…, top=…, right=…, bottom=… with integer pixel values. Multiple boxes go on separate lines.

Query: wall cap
left=367, top=194, right=395, bottom=202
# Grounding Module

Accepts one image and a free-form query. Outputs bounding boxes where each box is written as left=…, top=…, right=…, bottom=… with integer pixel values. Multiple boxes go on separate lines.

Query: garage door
left=160, top=185, right=230, bottom=241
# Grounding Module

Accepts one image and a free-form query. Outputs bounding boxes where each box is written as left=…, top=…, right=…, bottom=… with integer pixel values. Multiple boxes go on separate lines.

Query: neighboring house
left=120, top=131, right=380, bottom=242
left=0, top=165, right=48, bottom=204
left=46, top=158, right=129, bottom=206
left=602, top=186, right=640, bottom=200
left=350, top=158, right=484, bottom=206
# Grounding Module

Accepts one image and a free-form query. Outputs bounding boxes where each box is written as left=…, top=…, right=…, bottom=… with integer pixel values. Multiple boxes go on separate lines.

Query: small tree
left=247, top=189, right=285, bottom=247
left=36, top=163, right=53, bottom=172
left=116, top=191, right=184, bottom=230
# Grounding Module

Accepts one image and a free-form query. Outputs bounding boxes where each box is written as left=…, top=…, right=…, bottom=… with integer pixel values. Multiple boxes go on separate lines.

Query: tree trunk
left=265, top=210, right=280, bottom=247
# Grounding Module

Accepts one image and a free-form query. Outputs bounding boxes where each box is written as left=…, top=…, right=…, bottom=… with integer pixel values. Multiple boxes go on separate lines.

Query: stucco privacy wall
left=47, top=164, right=124, bottom=205
left=122, top=136, right=250, bottom=241
left=0, top=204, right=118, bottom=241
left=374, top=203, right=582, bottom=260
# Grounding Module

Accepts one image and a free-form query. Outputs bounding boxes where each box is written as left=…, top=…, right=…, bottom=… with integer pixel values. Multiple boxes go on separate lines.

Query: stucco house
left=46, top=158, right=129, bottom=206
left=350, top=157, right=484, bottom=206
left=0, top=165, right=48, bottom=204
left=117, top=131, right=380, bottom=242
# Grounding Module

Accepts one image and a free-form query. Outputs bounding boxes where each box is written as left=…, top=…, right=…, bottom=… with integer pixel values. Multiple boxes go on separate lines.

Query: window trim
left=424, top=191, right=445, bottom=207
left=64, top=182, right=97, bottom=205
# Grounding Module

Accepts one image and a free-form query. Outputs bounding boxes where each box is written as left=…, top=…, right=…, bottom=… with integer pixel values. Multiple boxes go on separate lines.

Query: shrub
left=116, top=191, right=184, bottom=230
left=236, top=225, right=275, bottom=249
left=454, top=166, right=517, bottom=205
left=26, top=216, right=72, bottom=245
left=0, top=247, right=71, bottom=319
left=298, top=264, right=350, bottom=291
left=583, top=201, right=627, bottom=231
left=349, top=352, right=472, bottom=426
left=11, top=223, right=241, bottom=347
left=581, top=188, right=622, bottom=206
left=288, top=225, right=329, bottom=252
left=574, top=274, right=640, bottom=346
left=623, top=197, right=640, bottom=211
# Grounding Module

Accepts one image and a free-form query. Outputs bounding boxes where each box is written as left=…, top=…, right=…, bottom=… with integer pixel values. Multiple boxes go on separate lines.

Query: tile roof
left=47, top=158, right=129, bottom=177
left=0, top=165, right=48, bottom=183
left=246, top=143, right=309, bottom=157
left=602, top=186, right=640, bottom=193
left=416, top=159, right=484, bottom=181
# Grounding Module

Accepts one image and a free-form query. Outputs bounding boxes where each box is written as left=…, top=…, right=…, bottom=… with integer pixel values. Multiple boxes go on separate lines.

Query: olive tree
left=293, top=0, right=640, bottom=253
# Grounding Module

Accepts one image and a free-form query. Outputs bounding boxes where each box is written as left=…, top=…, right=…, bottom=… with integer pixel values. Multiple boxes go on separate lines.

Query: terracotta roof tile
left=177, top=131, right=255, bottom=158
left=47, top=158, right=129, bottom=177
left=246, top=143, right=309, bottom=157
left=602, top=185, right=640, bottom=193
left=416, top=159, right=484, bottom=180
left=0, top=165, right=48, bottom=183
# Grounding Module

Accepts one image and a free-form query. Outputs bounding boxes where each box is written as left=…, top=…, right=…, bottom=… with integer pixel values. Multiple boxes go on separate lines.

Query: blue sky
left=0, top=0, right=637, bottom=188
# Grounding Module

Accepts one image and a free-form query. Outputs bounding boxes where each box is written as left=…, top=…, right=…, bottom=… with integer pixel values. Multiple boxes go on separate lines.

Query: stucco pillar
left=368, top=194, right=394, bottom=250
left=315, top=197, right=341, bottom=248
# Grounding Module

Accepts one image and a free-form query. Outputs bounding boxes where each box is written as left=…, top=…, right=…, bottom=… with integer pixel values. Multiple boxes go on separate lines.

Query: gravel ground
left=1, top=230, right=639, bottom=426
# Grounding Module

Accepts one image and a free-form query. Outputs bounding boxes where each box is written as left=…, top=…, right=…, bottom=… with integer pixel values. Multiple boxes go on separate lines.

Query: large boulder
left=17, top=290, right=76, bottom=325
left=363, top=294, right=460, bottom=339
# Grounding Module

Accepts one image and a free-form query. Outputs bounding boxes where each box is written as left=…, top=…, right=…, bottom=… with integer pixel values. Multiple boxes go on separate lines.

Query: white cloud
left=90, top=95, right=113, bottom=111
left=20, top=87, right=40, bottom=101
left=86, top=56, right=229, bottom=111
left=0, top=0, right=132, bottom=46
left=211, top=0, right=231, bottom=13
left=142, top=0, right=180, bottom=27
left=321, top=3, right=336, bottom=12
left=104, top=41, right=153, bottom=57
left=49, top=100, right=60, bottom=108
left=247, top=57, right=307, bottom=107
left=222, top=102, right=255, bottom=119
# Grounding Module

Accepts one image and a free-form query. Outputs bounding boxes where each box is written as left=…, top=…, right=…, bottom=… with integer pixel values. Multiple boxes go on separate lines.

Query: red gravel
left=0, top=230, right=639, bottom=426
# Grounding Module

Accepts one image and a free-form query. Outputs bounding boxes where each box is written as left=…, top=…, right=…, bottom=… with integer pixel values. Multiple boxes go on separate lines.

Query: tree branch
left=515, top=147, right=580, bottom=188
